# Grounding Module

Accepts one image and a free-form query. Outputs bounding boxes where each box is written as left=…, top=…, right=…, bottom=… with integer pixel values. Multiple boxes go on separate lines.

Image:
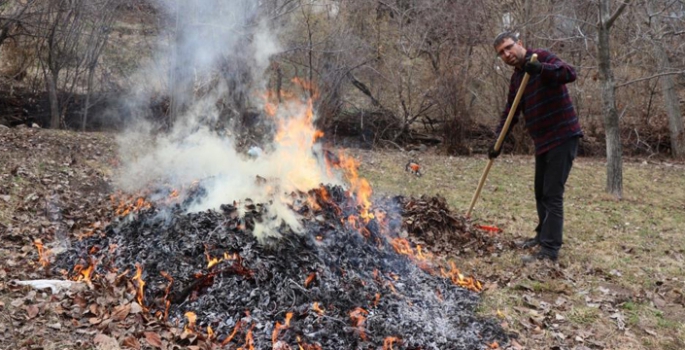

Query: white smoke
left=114, top=0, right=345, bottom=239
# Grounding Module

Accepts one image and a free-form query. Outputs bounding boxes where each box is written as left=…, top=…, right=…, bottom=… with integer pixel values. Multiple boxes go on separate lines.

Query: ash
left=56, top=185, right=507, bottom=349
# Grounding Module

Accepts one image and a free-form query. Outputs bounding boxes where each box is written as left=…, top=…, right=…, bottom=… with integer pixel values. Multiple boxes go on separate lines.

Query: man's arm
left=537, top=50, right=576, bottom=85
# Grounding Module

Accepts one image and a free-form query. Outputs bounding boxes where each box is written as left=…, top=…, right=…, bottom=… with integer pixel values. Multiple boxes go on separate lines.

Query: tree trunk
left=654, top=47, right=685, bottom=159
left=647, top=0, right=685, bottom=159
left=47, top=72, right=61, bottom=129
left=598, top=0, right=623, bottom=198
left=82, top=65, right=95, bottom=131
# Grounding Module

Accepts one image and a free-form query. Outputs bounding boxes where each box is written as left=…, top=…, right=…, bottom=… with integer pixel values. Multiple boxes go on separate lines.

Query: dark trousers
left=533, top=137, right=579, bottom=257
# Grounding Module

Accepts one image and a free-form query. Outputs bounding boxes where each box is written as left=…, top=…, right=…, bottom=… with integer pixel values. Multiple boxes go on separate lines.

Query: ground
left=1, top=127, right=684, bottom=349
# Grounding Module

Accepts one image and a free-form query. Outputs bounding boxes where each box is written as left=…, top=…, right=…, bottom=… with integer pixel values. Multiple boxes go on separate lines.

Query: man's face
left=495, top=38, right=526, bottom=67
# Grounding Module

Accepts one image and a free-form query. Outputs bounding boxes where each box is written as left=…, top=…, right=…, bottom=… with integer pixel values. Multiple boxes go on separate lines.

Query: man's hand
left=488, top=144, right=502, bottom=159
left=524, top=59, right=542, bottom=75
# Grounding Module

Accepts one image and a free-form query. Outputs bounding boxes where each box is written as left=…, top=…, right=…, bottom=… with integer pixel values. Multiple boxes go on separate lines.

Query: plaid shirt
left=496, top=48, right=583, bottom=155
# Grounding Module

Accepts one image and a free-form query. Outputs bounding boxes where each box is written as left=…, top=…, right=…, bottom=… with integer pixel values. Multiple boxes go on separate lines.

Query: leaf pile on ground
left=399, top=194, right=517, bottom=257
left=1, top=128, right=515, bottom=349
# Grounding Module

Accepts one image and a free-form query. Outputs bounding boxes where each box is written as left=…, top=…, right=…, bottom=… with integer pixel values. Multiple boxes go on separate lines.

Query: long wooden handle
left=466, top=54, right=538, bottom=218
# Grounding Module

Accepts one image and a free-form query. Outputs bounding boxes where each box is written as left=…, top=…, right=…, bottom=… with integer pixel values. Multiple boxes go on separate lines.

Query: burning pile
left=54, top=183, right=506, bottom=349
left=42, top=83, right=508, bottom=348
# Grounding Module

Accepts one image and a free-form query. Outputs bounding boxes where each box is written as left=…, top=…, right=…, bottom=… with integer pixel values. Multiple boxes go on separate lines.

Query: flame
left=304, top=272, right=316, bottom=288
left=265, top=102, right=278, bottom=117
left=373, top=293, right=381, bottom=308
left=296, top=336, right=322, bottom=350
left=206, top=252, right=239, bottom=269
left=383, top=336, right=400, bottom=350
left=349, top=307, right=369, bottom=341
left=311, top=302, right=325, bottom=315
left=221, top=320, right=244, bottom=346
left=111, top=192, right=152, bottom=217
left=241, top=326, right=255, bottom=350
left=207, top=325, right=215, bottom=340
left=33, top=239, right=51, bottom=268
left=160, top=271, right=173, bottom=321
left=440, top=262, right=482, bottom=292
left=132, top=263, right=146, bottom=309
left=291, top=77, right=320, bottom=100
left=271, top=312, right=293, bottom=347
left=72, top=257, right=96, bottom=288
left=184, top=311, right=197, bottom=332
left=489, top=341, right=500, bottom=348
left=391, top=238, right=413, bottom=256
left=335, top=152, right=374, bottom=222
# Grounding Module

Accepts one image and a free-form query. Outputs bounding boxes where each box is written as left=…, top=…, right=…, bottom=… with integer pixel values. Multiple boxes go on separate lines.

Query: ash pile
left=55, top=185, right=507, bottom=349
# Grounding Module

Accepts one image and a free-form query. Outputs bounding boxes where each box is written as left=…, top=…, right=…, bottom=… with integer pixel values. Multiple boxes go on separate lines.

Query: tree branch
left=605, top=0, right=631, bottom=29
left=616, top=70, right=685, bottom=87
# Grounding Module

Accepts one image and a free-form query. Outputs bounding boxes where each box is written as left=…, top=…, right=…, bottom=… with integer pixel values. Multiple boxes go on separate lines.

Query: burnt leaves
left=52, top=185, right=507, bottom=349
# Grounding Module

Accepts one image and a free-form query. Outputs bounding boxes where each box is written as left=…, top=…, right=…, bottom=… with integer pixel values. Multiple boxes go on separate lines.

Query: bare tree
left=596, top=0, right=630, bottom=198
left=0, top=0, right=37, bottom=49
left=81, top=0, right=118, bottom=131
left=34, top=0, right=88, bottom=129
left=644, top=0, right=685, bottom=158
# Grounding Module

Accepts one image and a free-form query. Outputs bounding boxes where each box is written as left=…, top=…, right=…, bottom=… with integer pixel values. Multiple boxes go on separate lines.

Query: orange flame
left=440, top=262, right=482, bottom=292
left=33, top=239, right=51, bottom=268
left=207, top=325, right=215, bottom=340
left=221, top=320, right=244, bottom=346
left=311, top=302, right=325, bottom=315
left=184, top=311, right=197, bottom=333
left=349, top=307, right=369, bottom=341
left=271, top=312, right=294, bottom=347
left=265, top=102, right=278, bottom=117
left=111, top=193, right=152, bottom=217
left=296, top=336, right=322, bottom=350
left=383, top=336, right=400, bottom=350
left=206, top=252, right=239, bottom=269
left=160, top=271, right=173, bottom=321
left=336, top=152, right=374, bottom=222
left=72, top=257, right=96, bottom=288
left=242, top=326, right=255, bottom=350
left=132, top=263, right=146, bottom=309
left=304, top=272, right=316, bottom=288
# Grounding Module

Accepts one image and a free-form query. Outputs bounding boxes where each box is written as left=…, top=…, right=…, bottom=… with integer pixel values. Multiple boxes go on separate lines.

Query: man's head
left=493, top=31, right=527, bottom=68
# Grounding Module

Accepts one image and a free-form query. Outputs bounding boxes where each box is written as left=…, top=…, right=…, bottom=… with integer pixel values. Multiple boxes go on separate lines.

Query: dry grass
left=353, top=148, right=685, bottom=349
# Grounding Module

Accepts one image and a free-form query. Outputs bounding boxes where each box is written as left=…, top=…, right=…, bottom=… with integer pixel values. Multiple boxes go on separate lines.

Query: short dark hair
left=493, top=31, right=519, bottom=47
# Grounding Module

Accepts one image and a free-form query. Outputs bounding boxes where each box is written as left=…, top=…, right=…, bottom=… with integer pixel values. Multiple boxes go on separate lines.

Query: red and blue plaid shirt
left=496, top=48, right=583, bottom=155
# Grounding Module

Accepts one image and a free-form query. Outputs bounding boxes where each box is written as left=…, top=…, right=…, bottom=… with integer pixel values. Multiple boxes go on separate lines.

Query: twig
left=379, top=139, right=404, bottom=152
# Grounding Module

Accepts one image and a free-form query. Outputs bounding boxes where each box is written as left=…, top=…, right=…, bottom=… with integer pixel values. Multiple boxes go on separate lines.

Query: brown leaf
left=112, top=304, right=131, bottom=321
left=89, top=303, right=100, bottom=315
left=122, top=336, right=141, bottom=350
left=509, top=339, right=524, bottom=349
left=73, top=295, right=88, bottom=308
left=93, top=333, right=119, bottom=350
left=25, top=304, right=39, bottom=319
left=130, top=302, right=143, bottom=314
left=11, top=297, right=24, bottom=308
left=145, top=332, right=163, bottom=349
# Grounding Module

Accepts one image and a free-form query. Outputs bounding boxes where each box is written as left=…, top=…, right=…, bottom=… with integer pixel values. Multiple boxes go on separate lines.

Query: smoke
left=114, top=0, right=344, bottom=239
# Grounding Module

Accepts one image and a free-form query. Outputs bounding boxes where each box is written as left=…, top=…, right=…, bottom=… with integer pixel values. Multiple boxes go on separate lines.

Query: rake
left=466, top=54, right=538, bottom=218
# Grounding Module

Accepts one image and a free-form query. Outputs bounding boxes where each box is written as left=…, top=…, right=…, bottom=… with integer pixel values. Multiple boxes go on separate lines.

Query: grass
left=353, top=149, right=685, bottom=349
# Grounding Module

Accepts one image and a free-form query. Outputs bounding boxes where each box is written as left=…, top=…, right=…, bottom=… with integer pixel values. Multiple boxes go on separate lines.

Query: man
left=489, top=31, right=583, bottom=263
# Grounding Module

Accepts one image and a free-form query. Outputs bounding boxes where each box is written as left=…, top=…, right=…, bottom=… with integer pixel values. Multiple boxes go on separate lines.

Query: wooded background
left=1, top=1, right=683, bottom=170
